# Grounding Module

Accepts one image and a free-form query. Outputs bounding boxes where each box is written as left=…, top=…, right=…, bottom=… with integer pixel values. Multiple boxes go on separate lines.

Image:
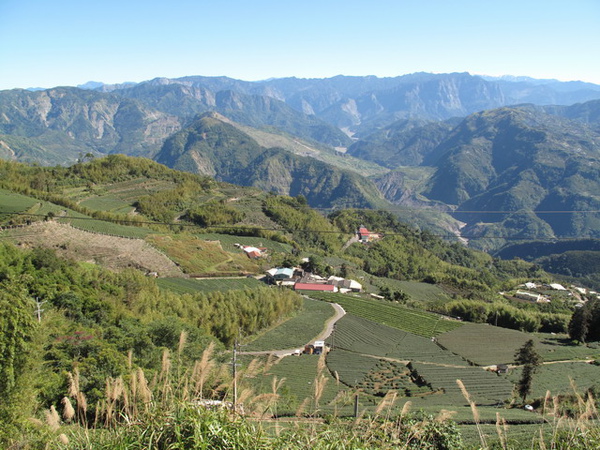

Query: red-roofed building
left=358, top=225, right=381, bottom=242
left=294, top=283, right=336, bottom=292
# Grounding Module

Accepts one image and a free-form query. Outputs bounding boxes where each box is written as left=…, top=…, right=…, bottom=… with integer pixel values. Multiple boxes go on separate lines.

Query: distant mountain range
left=84, top=72, right=600, bottom=135
left=2, top=72, right=600, bottom=248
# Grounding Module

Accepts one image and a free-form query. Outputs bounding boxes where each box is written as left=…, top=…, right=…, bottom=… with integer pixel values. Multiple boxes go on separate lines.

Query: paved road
left=240, top=301, right=346, bottom=358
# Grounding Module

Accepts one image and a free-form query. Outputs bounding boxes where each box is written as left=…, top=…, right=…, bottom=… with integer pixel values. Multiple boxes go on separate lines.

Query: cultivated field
left=244, top=297, right=336, bottom=352
left=438, top=323, right=600, bottom=365
left=1, top=221, right=184, bottom=276
left=157, top=276, right=264, bottom=294
left=196, top=233, right=292, bottom=254
left=311, top=292, right=463, bottom=337
left=0, top=189, right=38, bottom=214
left=146, top=234, right=260, bottom=275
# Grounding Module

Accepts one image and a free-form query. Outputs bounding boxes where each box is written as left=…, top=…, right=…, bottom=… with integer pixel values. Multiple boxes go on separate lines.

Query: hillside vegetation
left=1, top=155, right=599, bottom=448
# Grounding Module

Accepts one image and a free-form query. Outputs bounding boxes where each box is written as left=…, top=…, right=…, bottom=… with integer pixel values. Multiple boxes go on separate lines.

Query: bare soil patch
left=5, top=221, right=184, bottom=277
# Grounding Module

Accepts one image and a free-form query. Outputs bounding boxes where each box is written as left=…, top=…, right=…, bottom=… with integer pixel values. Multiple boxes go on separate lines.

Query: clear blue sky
left=1, top=0, right=599, bottom=90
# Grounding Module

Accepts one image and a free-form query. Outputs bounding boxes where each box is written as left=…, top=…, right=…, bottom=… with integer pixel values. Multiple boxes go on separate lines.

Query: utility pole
left=231, top=337, right=241, bottom=411
left=232, top=337, right=238, bottom=408
left=34, top=298, right=46, bottom=322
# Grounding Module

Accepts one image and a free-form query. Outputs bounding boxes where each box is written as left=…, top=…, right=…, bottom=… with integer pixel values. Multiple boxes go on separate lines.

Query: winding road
left=240, top=300, right=346, bottom=358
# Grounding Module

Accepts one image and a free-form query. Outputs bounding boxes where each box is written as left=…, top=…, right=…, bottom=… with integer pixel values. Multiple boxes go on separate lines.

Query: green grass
left=244, top=297, right=335, bottom=351
left=157, top=277, right=264, bottom=294
left=310, top=292, right=463, bottom=337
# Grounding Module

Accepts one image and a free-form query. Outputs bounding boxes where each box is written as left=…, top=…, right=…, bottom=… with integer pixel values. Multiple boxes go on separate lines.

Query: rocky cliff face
left=0, top=87, right=182, bottom=162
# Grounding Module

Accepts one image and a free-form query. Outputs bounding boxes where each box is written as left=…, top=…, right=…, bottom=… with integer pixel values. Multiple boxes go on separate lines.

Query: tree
left=569, top=305, right=591, bottom=343
left=514, top=339, right=542, bottom=403
left=0, top=283, right=36, bottom=432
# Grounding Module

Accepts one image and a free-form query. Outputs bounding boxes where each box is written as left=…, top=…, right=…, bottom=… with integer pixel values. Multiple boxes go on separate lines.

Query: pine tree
left=514, top=339, right=542, bottom=403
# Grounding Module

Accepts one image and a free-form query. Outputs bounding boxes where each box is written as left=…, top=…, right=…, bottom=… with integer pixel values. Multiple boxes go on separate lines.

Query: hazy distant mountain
left=0, top=87, right=181, bottom=164
left=3, top=73, right=600, bottom=246
left=90, top=73, right=600, bottom=135
left=155, top=113, right=386, bottom=209
left=109, top=80, right=352, bottom=147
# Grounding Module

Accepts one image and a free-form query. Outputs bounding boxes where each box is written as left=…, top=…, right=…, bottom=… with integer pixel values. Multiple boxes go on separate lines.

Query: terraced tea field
left=506, top=361, right=600, bottom=398
left=157, top=276, right=264, bottom=294
left=244, top=297, right=336, bottom=352
left=0, top=189, right=39, bottom=215
left=329, top=314, right=468, bottom=365
left=311, top=292, right=463, bottom=337
left=66, top=212, right=152, bottom=238
left=438, top=323, right=600, bottom=365
left=409, top=361, right=514, bottom=406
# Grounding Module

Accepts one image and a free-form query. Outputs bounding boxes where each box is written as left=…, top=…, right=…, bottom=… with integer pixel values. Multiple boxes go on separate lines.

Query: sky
left=1, top=0, right=599, bottom=90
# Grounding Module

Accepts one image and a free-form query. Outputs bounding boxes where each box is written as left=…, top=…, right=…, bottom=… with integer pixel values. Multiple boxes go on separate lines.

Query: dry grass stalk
left=243, top=357, right=262, bottom=379
left=45, top=405, right=60, bottom=431
left=237, top=387, right=255, bottom=406
left=192, top=342, right=216, bottom=398
left=263, top=354, right=275, bottom=373
left=76, top=391, right=88, bottom=425
left=553, top=395, right=560, bottom=420
left=436, top=409, right=457, bottom=422
left=583, top=392, right=598, bottom=420
left=160, top=348, right=172, bottom=405
left=400, top=400, right=412, bottom=419
left=251, top=393, right=280, bottom=418
left=271, top=375, right=286, bottom=396
left=58, top=434, right=69, bottom=445
left=457, top=379, right=487, bottom=449
left=137, top=367, right=152, bottom=412
left=316, top=352, right=326, bottom=374
left=495, top=412, right=508, bottom=450
left=313, top=373, right=328, bottom=412
left=67, top=369, right=80, bottom=398
left=542, top=390, right=552, bottom=416
left=62, top=397, right=75, bottom=423
left=127, top=349, right=133, bottom=370
left=178, top=330, right=188, bottom=358
left=374, top=390, right=397, bottom=416
left=569, top=378, right=586, bottom=413
left=295, top=397, right=310, bottom=417
left=161, top=348, right=171, bottom=380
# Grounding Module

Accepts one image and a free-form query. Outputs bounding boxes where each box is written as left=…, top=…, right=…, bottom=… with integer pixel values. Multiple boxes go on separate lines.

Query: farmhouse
left=496, top=364, right=509, bottom=374
left=515, top=290, right=547, bottom=303
left=548, top=283, right=567, bottom=291
left=326, top=276, right=363, bottom=293
left=294, top=282, right=336, bottom=292
left=239, top=245, right=266, bottom=259
left=357, top=225, right=381, bottom=243
left=273, top=267, right=294, bottom=280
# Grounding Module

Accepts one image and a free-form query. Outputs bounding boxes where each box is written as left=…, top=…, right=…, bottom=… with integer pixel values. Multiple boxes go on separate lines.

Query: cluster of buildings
left=511, top=281, right=599, bottom=305
left=265, top=267, right=362, bottom=293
